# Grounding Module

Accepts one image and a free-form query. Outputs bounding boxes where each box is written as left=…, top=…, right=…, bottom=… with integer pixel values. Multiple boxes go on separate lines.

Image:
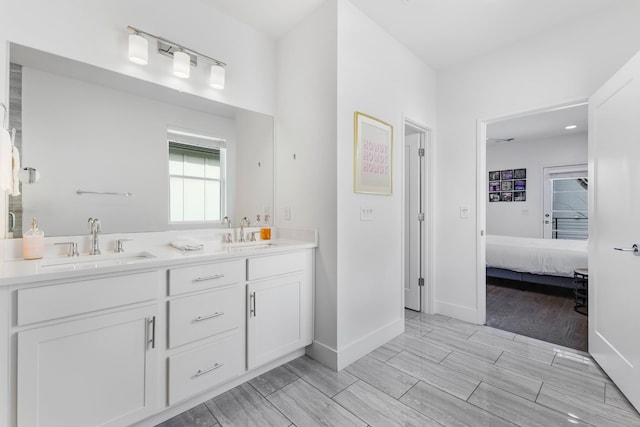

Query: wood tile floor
left=486, top=281, right=589, bottom=352
left=156, top=311, right=639, bottom=427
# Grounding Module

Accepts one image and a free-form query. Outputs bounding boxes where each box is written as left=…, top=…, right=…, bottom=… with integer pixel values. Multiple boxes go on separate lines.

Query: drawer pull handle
left=250, top=292, right=256, bottom=317
left=194, top=274, right=225, bottom=282
left=195, top=363, right=224, bottom=377
left=194, top=312, right=224, bottom=322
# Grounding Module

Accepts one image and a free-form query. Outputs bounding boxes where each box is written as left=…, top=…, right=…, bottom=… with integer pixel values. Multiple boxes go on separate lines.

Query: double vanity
left=0, top=228, right=316, bottom=427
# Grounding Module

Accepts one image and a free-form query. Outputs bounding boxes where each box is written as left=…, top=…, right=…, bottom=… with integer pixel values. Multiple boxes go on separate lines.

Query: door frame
left=402, top=116, right=434, bottom=314
left=475, top=99, right=588, bottom=325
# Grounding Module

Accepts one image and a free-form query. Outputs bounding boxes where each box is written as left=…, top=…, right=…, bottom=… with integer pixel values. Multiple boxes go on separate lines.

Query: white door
left=247, top=275, right=304, bottom=369
left=17, top=305, right=158, bottom=427
left=404, top=127, right=423, bottom=311
left=590, top=50, right=640, bottom=411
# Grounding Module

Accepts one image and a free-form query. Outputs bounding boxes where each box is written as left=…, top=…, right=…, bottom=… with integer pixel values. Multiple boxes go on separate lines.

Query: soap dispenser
left=260, top=214, right=271, bottom=240
left=23, top=217, right=45, bottom=260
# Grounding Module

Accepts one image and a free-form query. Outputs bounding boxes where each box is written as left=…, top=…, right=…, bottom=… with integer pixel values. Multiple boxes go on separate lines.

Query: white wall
left=4, top=0, right=276, bottom=115
left=436, top=2, right=640, bottom=323
left=335, top=0, right=436, bottom=368
left=21, top=67, right=237, bottom=236
left=276, top=0, right=339, bottom=364
left=277, top=0, right=437, bottom=370
left=486, top=133, right=587, bottom=238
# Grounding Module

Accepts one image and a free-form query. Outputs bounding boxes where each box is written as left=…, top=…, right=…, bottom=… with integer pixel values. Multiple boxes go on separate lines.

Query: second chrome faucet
left=239, top=217, right=250, bottom=242
left=88, top=218, right=101, bottom=255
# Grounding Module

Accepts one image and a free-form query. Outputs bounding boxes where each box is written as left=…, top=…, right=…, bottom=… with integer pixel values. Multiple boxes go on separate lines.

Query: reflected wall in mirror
left=7, top=43, right=274, bottom=238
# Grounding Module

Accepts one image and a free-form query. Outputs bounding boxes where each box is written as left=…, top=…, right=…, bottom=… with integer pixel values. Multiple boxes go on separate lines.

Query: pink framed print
left=354, top=112, right=393, bottom=195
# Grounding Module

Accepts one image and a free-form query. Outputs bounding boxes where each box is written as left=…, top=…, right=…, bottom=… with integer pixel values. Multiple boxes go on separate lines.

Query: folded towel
left=170, top=240, right=204, bottom=251
left=0, top=128, right=11, bottom=193
left=11, top=144, right=20, bottom=196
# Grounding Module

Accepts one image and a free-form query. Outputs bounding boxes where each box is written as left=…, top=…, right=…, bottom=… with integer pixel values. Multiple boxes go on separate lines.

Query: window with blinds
left=168, top=138, right=226, bottom=223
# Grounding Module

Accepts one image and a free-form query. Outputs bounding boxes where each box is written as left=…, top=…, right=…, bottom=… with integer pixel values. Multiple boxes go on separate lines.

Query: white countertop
left=0, top=228, right=317, bottom=287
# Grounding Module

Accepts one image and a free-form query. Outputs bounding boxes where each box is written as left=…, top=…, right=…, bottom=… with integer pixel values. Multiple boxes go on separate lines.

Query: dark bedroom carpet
left=486, top=279, right=588, bottom=352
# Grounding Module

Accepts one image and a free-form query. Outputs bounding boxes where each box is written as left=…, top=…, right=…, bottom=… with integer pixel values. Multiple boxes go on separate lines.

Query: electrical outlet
left=284, top=205, right=291, bottom=221
left=459, top=206, right=470, bottom=219
left=360, top=206, right=374, bottom=221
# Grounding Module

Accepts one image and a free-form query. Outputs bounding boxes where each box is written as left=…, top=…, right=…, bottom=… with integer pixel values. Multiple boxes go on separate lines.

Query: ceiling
left=486, top=103, right=588, bottom=144
left=202, top=0, right=634, bottom=69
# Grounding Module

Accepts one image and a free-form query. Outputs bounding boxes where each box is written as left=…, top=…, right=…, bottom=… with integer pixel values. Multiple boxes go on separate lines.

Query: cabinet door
left=247, top=274, right=306, bottom=370
left=17, top=305, right=158, bottom=427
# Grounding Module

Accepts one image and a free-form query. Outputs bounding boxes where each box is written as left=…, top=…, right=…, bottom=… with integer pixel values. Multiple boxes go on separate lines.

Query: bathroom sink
left=40, top=251, right=157, bottom=271
left=226, top=243, right=277, bottom=253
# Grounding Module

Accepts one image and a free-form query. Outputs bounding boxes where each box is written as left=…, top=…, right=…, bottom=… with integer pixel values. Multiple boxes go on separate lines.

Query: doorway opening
left=404, top=119, right=432, bottom=313
left=479, top=102, right=589, bottom=351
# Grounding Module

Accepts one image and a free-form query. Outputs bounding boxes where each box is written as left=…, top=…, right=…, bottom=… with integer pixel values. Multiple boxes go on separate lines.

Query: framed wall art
left=489, top=168, right=526, bottom=202
left=354, top=112, right=393, bottom=195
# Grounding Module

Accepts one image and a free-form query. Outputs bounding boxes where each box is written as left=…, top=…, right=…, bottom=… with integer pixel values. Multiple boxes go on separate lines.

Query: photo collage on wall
left=489, top=168, right=526, bottom=202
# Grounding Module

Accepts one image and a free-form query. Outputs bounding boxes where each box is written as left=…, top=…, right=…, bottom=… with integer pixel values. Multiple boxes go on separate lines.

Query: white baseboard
left=307, top=340, right=339, bottom=371
left=434, top=300, right=480, bottom=324
left=307, top=318, right=404, bottom=371
left=335, top=318, right=404, bottom=370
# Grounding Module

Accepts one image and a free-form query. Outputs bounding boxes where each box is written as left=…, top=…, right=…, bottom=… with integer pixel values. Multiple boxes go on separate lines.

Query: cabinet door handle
left=193, top=274, right=225, bottom=282
left=194, top=312, right=224, bottom=322
left=195, top=362, right=224, bottom=377
left=148, top=316, right=156, bottom=349
left=250, top=292, right=256, bottom=317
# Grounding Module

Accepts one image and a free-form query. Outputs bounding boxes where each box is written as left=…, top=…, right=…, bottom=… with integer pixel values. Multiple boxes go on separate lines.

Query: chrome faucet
left=88, top=218, right=101, bottom=255
left=239, top=217, right=249, bottom=242
left=222, top=216, right=233, bottom=243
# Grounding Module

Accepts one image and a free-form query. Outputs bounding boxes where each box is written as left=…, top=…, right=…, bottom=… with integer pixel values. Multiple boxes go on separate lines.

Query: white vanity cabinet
left=1, top=239, right=316, bottom=427
left=246, top=250, right=313, bottom=370
left=166, top=259, right=245, bottom=404
left=14, top=271, right=160, bottom=427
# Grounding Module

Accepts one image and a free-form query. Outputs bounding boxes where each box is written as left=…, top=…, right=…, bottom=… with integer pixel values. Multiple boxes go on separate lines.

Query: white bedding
left=486, top=235, right=588, bottom=277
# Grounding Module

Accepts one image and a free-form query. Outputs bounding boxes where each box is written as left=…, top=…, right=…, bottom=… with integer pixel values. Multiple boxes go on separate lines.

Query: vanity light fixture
left=126, top=26, right=226, bottom=89
left=565, top=125, right=577, bottom=130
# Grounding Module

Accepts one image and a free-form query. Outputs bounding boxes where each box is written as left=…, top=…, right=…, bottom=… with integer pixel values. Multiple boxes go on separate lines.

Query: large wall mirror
left=6, top=43, right=274, bottom=238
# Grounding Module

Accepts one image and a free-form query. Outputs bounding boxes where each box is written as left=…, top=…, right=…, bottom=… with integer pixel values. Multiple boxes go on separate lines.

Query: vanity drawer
left=169, top=259, right=244, bottom=296
left=17, top=271, right=158, bottom=326
left=168, top=332, right=243, bottom=404
left=247, top=251, right=306, bottom=281
left=168, top=285, right=243, bottom=348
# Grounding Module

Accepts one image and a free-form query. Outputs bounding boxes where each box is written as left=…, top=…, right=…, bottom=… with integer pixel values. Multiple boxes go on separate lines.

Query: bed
left=486, top=235, right=588, bottom=289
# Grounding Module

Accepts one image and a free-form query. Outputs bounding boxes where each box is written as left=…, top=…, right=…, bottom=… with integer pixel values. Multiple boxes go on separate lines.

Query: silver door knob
left=614, top=244, right=639, bottom=256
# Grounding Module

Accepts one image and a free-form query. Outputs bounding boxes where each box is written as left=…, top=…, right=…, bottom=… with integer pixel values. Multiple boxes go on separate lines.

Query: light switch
left=360, top=206, right=374, bottom=221
left=284, top=205, right=291, bottom=221
left=459, top=206, right=470, bottom=219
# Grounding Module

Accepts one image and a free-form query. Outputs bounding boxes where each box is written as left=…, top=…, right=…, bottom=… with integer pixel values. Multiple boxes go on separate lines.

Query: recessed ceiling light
left=565, top=125, right=577, bottom=130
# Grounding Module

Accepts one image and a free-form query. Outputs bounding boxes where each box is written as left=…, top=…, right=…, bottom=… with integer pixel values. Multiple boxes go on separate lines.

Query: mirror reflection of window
left=168, top=129, right=226, bottom=223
